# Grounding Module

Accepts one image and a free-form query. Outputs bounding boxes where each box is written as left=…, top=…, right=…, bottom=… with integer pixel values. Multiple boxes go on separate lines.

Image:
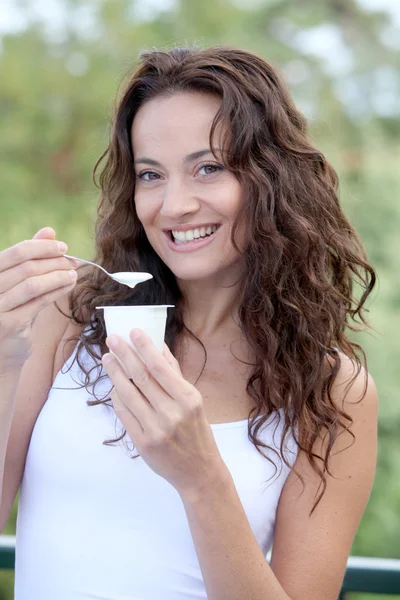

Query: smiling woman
left=0, top=45, right=378, bottom=600
left=131, top=91, right=245, bottom=282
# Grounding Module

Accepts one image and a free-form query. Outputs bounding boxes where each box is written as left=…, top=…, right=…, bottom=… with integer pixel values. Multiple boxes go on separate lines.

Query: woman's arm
left=0, top=369, right=22, bottom=508
left=180, top=353, right=378, bottom=600
left=0, top=296, right=81, bottom=532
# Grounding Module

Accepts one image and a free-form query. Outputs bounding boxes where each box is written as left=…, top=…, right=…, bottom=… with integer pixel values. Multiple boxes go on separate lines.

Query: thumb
left=32, top=227, right=56, bottom=241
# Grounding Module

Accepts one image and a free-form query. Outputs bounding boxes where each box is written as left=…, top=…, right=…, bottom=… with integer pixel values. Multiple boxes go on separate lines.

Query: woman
left=0, top=46, right=378, bottom=600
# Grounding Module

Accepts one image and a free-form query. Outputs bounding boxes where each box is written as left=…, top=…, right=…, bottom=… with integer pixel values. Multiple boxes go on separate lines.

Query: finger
left=111, top=387, right=144, bottom=444
left=163, top=343, right=182, bottom=374
left=31, top=229, right=79, bottom=268
left=102, top=352, right=156, bottom=429
left=0, top=268, right=77, bottom=312
left=0, top=239, right=68, bottom=272
left=105, top=336, right=172, bottom=413
left=7, top=279, right=77, bottom=325
left=67, top=257, right=84, bottom=269
left=130, top=330, right=194, bottom=399
left=32, top=227, right=56, bottom=240
left=0, top=256, right=79, bottom=295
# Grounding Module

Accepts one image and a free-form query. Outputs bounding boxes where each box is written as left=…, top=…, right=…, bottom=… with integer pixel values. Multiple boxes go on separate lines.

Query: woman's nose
left=160, top=179, right=200, bottom=219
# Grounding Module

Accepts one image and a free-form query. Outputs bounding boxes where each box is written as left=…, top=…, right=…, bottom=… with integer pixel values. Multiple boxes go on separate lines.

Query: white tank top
left=15, top=339, right=299, bottom=599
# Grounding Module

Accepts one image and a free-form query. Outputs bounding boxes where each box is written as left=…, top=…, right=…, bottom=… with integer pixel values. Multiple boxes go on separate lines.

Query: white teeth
left=171, top=225, right=219, bottom=243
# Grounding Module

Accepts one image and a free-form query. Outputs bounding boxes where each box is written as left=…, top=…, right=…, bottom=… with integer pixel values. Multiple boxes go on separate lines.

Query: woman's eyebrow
left=134, top=149, right=221, bottom=167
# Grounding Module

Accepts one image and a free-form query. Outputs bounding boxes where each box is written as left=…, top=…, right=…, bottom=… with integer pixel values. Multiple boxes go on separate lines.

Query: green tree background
left=0, top=0, right=399, bottom=598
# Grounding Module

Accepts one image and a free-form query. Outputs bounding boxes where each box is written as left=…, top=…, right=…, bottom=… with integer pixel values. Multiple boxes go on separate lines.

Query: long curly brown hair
left=59, top=45, right=376, bottom=515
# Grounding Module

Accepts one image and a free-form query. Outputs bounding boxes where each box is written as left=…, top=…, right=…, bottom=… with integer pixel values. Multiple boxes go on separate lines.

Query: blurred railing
left=338, top=556, right=400, bottom=597
left=1, top=535, right=400, bottom=596
left=0, top=536, right=15, bottom=570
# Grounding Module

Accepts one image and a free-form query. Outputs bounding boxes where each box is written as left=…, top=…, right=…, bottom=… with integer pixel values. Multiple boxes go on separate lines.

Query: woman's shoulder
left=289, top=347, right=378, bottom=484
left=323, top=348, right=377, bottom=411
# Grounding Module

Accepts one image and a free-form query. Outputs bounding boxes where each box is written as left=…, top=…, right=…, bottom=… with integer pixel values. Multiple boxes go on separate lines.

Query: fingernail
left=107, top=335, right=118, bottom=349
left=68, top=258, right=80, bottom=268
left=131, top=329, right=141, bottom=340
left=102, top=353, right=114, bottom=365
left=58, top=242, right=68, bottom=253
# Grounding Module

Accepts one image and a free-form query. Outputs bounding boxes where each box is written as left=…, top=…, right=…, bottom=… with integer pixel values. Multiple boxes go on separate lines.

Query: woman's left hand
left=102, top=329, right=230, bottom=499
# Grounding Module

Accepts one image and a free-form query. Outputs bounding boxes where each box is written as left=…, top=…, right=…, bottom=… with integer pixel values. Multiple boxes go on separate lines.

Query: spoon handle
left=64, top=254, right=111, bottom=278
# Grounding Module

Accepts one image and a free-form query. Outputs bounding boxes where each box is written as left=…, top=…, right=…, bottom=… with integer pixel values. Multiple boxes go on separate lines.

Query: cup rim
left=95, top=305, right=175, bottom=309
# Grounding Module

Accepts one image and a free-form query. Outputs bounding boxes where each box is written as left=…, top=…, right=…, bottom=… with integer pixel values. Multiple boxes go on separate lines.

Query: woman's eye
left=197, top=163, right=223, bottom=176
left=137, top=171, right=160, bottom=182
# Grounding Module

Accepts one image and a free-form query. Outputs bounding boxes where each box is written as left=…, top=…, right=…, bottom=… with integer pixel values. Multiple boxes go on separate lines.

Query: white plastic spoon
left=64, top=254, right=153, bottom=288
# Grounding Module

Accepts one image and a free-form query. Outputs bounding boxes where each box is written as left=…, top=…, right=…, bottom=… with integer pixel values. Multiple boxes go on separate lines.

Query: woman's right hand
left=0, top=227, right=80, bottom=372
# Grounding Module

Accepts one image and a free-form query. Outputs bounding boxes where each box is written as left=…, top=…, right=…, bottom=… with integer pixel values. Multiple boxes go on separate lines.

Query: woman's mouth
left=164, top=224, right=221, bottom=252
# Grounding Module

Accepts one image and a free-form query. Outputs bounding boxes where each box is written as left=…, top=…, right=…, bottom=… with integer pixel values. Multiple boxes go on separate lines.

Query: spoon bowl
left=64, top=254, right=153, bottom=288
left=110, top=272, right=153, bottom=287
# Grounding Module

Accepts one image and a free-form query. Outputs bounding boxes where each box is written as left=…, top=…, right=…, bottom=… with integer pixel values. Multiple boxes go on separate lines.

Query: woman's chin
left=171, top=263, right=243, bottom=286
left=173, top=269, right=219, bottom=283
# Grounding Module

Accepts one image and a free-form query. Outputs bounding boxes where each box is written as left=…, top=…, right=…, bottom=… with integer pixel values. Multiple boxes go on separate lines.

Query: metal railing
left=1, top=535, right=400, bottom=596
left=0, top=536, right=15, bottom=570
left=339, top=556, right=400, bottom=597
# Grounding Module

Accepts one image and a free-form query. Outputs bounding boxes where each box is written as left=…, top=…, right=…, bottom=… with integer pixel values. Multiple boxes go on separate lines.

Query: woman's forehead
left=131, top=92, right=224, bottom=155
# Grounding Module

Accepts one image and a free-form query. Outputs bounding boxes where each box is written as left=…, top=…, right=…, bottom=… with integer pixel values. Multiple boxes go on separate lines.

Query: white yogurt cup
left=96, top=305, right=174, bottom=371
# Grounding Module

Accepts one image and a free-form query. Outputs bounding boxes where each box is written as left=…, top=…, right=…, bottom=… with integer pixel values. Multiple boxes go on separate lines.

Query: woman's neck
left=178, top=274, right=242, bottom=341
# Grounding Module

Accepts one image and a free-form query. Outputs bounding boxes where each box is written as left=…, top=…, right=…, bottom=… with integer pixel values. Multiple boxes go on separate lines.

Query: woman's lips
left=164, top=226, right=220, bottom=252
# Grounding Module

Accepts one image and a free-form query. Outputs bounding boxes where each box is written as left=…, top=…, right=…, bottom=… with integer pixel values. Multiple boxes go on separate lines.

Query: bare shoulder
left=325, top=349, right=377, bottom=407
left=269, top=350, right=378, bottom=600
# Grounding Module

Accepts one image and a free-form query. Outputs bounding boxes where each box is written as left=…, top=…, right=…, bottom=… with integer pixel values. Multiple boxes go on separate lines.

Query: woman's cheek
left=134, top=193, right=155, bottom=224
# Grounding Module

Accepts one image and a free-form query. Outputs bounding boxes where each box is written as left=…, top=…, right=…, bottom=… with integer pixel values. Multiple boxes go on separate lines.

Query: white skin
left=131, top=91, right=246, bottom=341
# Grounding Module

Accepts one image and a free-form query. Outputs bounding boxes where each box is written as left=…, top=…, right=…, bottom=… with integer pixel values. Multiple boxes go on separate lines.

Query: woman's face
left=131, top=91, right=245, bottom=283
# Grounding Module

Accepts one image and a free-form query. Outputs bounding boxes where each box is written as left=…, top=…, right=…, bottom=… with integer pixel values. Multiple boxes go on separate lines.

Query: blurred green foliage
left=0, top=0, right=399, bottom=598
